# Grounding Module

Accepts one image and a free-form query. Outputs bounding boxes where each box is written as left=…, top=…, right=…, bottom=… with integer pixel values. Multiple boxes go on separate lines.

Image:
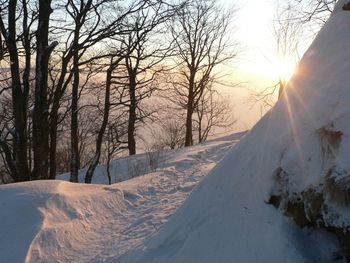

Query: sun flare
left=270, top=59, right=297, bottom=81
left=242, top=57, right=297, bottom=83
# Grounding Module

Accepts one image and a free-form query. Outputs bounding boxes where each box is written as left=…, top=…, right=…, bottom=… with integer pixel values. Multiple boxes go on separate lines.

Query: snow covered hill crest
left=121, top=1, right=350, bottom=262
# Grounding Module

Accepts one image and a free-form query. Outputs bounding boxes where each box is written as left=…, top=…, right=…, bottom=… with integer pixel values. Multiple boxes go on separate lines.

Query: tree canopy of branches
left=194, top=87, right=235, bottom=143
left=252, top=1, right=305, bottom=108
left=0, top=0, right=238, bottom=184
left=84, top=0, right=178, bottom=183
left=0, top=0, right=174, bottom=183
left=116, top=2, right=176, bottom=156
left=294, top=0, right=335, bottom=23
left=169, top=0, right=236, bottom=146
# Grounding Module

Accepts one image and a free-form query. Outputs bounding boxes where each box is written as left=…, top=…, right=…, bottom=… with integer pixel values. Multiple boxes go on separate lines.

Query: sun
left=267, top=59, right=297, bottom=82
left=257, top=58, right=297, bottom=81
left=239, top=56, right=298, bottom=85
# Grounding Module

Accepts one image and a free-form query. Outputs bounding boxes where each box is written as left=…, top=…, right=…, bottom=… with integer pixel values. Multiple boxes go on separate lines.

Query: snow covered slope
left=119, top=1, right=350, bottom=262
left=0, top=133, right=242, bottom=263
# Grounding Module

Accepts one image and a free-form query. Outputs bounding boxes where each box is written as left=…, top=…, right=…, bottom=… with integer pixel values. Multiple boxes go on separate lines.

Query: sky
left=216, top=0, right=313, bottom=131
left=235, top=0, right=277, bottom=73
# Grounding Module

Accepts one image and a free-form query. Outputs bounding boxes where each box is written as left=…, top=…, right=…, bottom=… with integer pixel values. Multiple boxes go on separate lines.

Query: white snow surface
left=120, top=1, right=350, bottom=262
left=3, top=1, right=350, bottom=262
left=0, top=133, right=243, bottom=263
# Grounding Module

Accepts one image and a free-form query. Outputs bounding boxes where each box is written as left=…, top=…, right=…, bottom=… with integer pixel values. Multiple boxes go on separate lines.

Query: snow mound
left=120, top=1, right=350, bottom=262
left=0, top=133, right=241, bottom=262
left=0, top=181, right=126, bottom=263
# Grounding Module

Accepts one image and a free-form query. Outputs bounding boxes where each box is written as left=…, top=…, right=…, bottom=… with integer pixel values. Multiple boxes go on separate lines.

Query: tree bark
left=128, top=72, right=137, bottom=155
left=69, top=0, right=94, bottom=183
left=21, top=0, right=31, bottom=178
left=85, top=68, right=112, bottom=184
left=32, top=0, right=54, bottom=180
left=49, top=58, right=72, bottom=180
left=106, top=155, right=112, bottom=185
left=70, top=50, right=80, bottom=183
left=5, top=0, right=30, bottom=181
left=198, top=117, right=203, bottom=143
left=49, top=111, right=59, bottom=180
left=185, top=75, right=195, bottom=147
left=185, top=103, right=193, bottom=146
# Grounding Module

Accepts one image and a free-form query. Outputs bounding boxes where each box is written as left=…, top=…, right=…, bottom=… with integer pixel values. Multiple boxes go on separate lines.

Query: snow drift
left=0, top=133, right=240, bottom=262
left=0, top=181, right=127, bottom=263
left=120, top=1, right=350, bottom=262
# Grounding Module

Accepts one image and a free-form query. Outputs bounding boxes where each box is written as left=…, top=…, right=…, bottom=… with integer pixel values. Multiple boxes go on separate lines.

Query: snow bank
left=120, top=1, right=350, bottom=262
left=0, top=181, right=126, bottom=262
left=0, top=133, right=240, bottom=262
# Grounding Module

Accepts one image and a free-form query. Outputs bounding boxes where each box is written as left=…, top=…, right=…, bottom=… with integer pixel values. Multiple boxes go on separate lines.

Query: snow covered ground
left=0, top=132, right=244, bottom=263
left=119, top=1, right=350, bottom=262
left=3, top=1, right=350, bottom=262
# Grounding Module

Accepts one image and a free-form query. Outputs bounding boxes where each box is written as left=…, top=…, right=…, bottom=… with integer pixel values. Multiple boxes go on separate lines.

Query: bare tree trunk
left=70, top=50, right=80, bottom=183
left=185, top=77, right=195, bottom=147
left=278, top=79, right=286, bottom=98
left=49, top=111, right=59, bottom=180
left=106, top=129, right=112, bottom=185
left=22, top=0, right=32, bottom=178
left=5, top=0, right=30, bottom=181
left=32, top=0, right=55, bottom=180
left=128, top=73, right=137, bottom=155
left=198, top=118, right=203, bottom=143
left=49, top=59, right=72, bottom=180
left=196, top=96, right=205, bottom=143
left=85, top=67, right=112, bottom=183
left=28, top=121, right=32, bottom=173
left=106, top=155, right=112, bottom=185
left=69, top=0, right=95, bottom=183
left=185, top=106, right=193, bottom=146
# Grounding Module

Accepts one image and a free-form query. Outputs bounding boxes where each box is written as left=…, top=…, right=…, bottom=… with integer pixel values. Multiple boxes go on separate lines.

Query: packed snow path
left=0, top=133, right=244, bottom=263
left=97, top=133, right=245, bottom=262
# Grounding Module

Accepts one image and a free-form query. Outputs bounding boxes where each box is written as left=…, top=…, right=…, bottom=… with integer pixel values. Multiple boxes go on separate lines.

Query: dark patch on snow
left=343, top=3, right=350, bottom=11
left=318, top=125, right=343, bottom=161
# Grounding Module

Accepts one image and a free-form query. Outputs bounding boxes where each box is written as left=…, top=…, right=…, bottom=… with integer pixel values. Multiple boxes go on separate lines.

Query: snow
left=119, top=1, right=350, bottom=262
left=0, top=132, right=243, bottom=262
left=2, top=1, right=350, bottom=262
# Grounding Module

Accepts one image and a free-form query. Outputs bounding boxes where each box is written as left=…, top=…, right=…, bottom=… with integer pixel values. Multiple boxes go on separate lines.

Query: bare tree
left=169, top=0, right=236, bottom=146
left=251, top=2, right=303, bottom=108
left=0, top=90, right=15, bottom=182
left=65, top=0, right=100, bottom=182
left=115, top=2, right=176, bottom=155
left=104, top=121, right=128, bottom=185
left=151, top=111, right=186, bottom=149
left=274, top=3, right=302, bottom=97
left=160, top=121, right=185, bottom=149
left=194, top=87, right=236, bottom=143
left=84, top=55, right=124, bottom=184
left=53, top=105, right=99, bottom=176
left=32, top=0, right=58, bottom=180
left=84, top=0, right=178, bottom=182
left=293, top=0, right=335, bottom=24
left=0, top=0, right=58, bottom=181
left=0, top=1, right=30, bottom=182
left=2, top=0, right=240, bottom=184
left=54, top=0, right=146, bottom=182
